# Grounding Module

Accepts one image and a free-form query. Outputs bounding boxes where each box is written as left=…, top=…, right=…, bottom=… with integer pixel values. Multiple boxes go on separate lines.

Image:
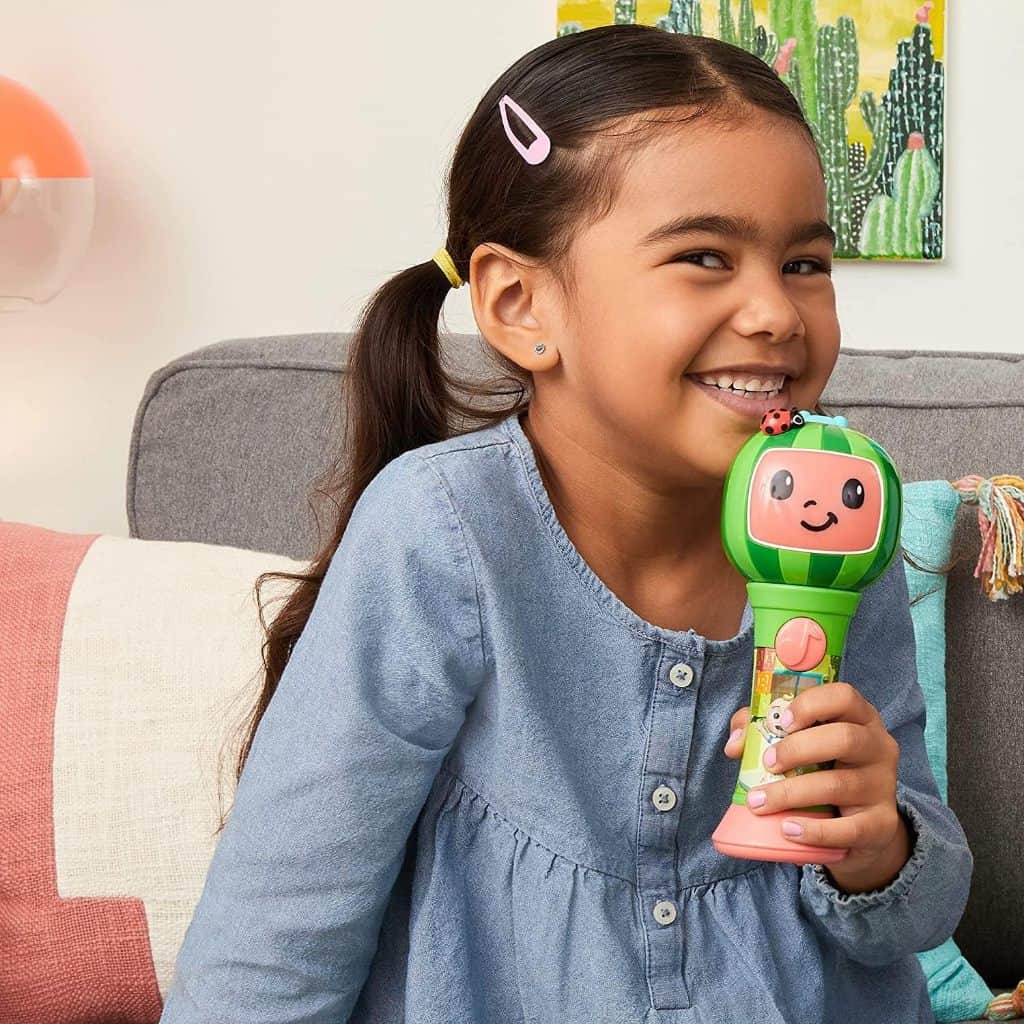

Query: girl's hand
left=723, top=705, right=752, bottom=758
left=723, top=684, right=907, bottom=879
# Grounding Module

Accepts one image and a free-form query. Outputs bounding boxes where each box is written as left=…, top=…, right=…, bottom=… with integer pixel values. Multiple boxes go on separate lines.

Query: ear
left=468, top=242, right=560, bottom=371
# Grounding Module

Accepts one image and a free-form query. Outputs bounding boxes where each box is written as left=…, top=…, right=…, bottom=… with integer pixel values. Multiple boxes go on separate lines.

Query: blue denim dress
left=159, top=410, right=973, bottom=1024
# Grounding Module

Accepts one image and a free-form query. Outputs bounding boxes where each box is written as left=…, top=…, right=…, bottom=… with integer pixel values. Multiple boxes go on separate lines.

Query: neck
left=519, top=406, right=745, bottom=596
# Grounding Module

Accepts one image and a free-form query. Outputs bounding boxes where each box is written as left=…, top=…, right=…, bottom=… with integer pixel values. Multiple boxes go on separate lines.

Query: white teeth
left=695, top=373, right=786, bottom=397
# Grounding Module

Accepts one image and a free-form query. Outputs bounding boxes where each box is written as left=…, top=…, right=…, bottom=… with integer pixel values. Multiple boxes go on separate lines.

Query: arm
left=159, top=453, right=485, bottom=1023
left=797, top=555, right=974, bottom=968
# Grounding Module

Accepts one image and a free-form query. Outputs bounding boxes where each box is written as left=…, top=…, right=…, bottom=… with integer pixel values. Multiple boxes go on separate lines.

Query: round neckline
left=501, top=410, right=754, bottom=654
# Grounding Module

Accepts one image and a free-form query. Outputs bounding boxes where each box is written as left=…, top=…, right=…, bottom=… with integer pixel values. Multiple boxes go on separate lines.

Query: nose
left=732, top=269, right=807, bottom=343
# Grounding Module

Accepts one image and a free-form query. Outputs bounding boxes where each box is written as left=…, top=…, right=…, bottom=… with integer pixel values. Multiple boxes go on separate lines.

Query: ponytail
left=212, top=256, right=531, bottom=835
left=346, top=258, right=454, bottom=473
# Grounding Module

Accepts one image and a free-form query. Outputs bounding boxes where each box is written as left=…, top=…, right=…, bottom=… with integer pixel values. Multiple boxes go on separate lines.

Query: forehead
left=596, top=117, right=827, bottom=245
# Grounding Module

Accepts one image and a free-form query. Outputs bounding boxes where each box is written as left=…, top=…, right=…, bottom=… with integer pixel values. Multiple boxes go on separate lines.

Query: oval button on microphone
left=774, top=616, right=827, bottom=671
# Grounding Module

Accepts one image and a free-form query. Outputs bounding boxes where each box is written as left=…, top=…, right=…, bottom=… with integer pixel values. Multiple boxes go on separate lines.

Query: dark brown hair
left=214, top=24, right=953, bottom=833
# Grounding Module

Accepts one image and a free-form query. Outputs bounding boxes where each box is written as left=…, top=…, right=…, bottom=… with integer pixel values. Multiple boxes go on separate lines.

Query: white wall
left=2, top=1, right=1020, bottom=537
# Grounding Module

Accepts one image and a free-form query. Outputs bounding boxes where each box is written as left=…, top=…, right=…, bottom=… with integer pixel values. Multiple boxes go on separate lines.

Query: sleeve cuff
left=801, top=782, right=932, bottom=911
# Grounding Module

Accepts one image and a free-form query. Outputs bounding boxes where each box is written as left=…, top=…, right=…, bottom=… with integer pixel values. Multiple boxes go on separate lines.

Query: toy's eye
left=770, top=469, right=794, bottom=500
left=842, top=478, right=865, bottom=509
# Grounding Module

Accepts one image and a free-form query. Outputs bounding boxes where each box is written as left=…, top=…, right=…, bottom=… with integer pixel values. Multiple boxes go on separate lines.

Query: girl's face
left=536, top=113, right=841, bottom=487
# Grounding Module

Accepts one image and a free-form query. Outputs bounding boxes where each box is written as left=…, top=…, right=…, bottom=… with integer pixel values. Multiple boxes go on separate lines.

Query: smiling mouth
left=801, top=512, right=838, bottom=532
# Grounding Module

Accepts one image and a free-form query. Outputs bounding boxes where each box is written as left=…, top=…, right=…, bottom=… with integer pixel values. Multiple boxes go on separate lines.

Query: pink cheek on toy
left=747, top=449, right=884, bottom=554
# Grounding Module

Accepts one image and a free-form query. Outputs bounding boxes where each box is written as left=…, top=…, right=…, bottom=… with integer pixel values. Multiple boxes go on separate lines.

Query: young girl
left=160, top=24, right=972, bottom=1024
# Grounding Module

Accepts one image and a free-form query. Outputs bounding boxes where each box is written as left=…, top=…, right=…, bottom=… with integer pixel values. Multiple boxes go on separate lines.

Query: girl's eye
left=785, top=258, right=833, bottom=276
left=674, top=251, right=728, bottom=269
left=672, top=251, right=832, bottom=276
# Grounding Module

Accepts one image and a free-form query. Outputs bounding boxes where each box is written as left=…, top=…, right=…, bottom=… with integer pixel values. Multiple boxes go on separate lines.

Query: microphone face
left=721, top=416, right=903, bottom=593
left=746, top=448, right=884, bottom=556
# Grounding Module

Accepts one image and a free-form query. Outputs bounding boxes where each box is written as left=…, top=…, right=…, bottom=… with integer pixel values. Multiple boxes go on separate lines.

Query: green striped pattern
left=721, top=422, right=903, bottom=591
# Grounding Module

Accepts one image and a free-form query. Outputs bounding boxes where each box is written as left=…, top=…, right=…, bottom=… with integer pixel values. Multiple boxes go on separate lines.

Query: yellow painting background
left=555, top=1, right=946, bottom=149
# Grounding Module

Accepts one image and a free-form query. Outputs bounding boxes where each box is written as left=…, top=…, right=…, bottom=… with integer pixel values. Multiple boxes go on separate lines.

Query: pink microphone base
left=712, top=801, right=849, bottom=865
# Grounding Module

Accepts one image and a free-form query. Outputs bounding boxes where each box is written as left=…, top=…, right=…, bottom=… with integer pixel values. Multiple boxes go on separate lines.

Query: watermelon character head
left=720, top=410, right=903, bottom=591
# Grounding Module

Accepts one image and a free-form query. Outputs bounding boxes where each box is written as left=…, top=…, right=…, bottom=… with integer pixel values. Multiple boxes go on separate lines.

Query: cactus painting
left=555, top=1, right=947, bottom=261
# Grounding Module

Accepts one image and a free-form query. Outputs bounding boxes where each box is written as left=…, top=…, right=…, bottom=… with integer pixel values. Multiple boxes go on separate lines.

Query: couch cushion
left=127, top=334, right=1024, bottom=986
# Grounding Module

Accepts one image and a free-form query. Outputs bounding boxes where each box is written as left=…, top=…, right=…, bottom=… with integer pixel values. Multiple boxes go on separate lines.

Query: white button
left=652, top=785, right=677, bottom=812
left=653, top=900, right=677, bottom=925
left=669, top=662, right=694, bottom=688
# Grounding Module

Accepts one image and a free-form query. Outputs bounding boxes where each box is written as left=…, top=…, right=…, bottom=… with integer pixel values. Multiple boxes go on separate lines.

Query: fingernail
left=764, top=746, right=777, bottom=768
left=748, top=790, right=766, bottom=808
left=729, top=728, right=744, bottom=745
left=782, top=820, right=803, bottom=837
left=780, top=709, right=794, bottom=728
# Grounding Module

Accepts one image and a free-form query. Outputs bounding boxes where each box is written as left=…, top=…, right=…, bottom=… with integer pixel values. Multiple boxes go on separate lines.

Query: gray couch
left=129, top=333, right=1024, bottom=1022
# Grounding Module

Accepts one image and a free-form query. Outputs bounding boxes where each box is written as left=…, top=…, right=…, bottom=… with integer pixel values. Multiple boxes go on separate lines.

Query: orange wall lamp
left=0, top=75, right=94, bottom=310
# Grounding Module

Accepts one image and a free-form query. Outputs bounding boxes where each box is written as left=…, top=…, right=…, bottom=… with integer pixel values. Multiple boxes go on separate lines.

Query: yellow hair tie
left=432, top=247, right=464, bottom=289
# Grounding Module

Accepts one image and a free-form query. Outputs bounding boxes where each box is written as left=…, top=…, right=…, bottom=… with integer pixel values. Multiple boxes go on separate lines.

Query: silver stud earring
left=534, top=343, right=546, bottom=354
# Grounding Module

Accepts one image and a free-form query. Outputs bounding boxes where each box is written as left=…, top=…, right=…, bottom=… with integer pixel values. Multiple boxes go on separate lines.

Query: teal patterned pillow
left=902, top=481, right=994, bottom=1022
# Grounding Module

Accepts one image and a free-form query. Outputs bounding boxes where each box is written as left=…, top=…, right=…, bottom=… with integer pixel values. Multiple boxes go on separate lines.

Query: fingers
left=763, top=721, right=896, bottom=774
left=744, top=767, right=876, bottom=816
left=771, top=803, right=902, bottom=855
left=783, top=682, right=877, bottom=731
left=729, top=705, right=751, bottom=733
left=724, top=706, right=751, bottom=758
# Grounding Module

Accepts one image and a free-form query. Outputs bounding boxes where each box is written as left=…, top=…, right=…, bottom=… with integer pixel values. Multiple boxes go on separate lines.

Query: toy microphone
left=711, top=408, right=903, bottom=865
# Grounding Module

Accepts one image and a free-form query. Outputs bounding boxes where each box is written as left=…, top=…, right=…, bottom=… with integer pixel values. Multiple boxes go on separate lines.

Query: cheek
left=629, top=273, right=704, bottom=327
left=806, top=302, right=842, bottom=355
left=795, top=319, right=842, bottom=397
left=579, top=322, right=691, bottom=393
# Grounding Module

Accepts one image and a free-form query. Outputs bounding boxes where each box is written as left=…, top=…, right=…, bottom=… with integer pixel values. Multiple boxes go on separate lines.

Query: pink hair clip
left=498, top=94, right=551, bottom=165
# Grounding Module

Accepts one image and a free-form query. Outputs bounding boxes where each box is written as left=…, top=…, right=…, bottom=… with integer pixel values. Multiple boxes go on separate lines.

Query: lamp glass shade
left=0, top=75, right=94, bottom=310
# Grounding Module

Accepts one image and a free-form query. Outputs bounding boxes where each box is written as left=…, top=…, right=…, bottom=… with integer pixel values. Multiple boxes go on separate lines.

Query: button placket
left=637, top=645, right=706, bottom=1010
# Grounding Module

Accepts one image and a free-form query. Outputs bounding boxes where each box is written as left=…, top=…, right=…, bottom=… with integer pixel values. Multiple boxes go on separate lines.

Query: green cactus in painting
left=815, top=19, right=857, bottom=253
left=739, top=0, right=779, bottom=66
left=557, top=21, right=583, bottom=35
left=774, top=40, right=818, bottom=155
left=719, top=0, right=736, bottom=44
left=770, top=0, right=820, bottom=126
left=658, top=0, right=702, bottom=36
left=859, top=133, right=940, bottom=258
left=757, top=26, right=779, bottom=68
left=775, top=43, right=807, bottom=130
left=878, top=20, right=945, bottom=259
left=847, top=141, right=870, bottom=244
left=699, top=2, right=776, bottom=64
left=814, top=17, right=891, bottom=257
left=614, top=0, right=637, bottom=25
left=738, top=0, right=756, bottom=49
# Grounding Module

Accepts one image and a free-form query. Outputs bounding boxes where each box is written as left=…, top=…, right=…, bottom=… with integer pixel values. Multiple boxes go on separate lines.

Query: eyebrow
left=638, top=212, right=837, bottom=250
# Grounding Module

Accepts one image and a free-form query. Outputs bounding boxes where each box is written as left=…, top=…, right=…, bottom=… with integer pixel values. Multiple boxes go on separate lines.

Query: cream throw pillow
left=0, top=521, right=305, bottom=1021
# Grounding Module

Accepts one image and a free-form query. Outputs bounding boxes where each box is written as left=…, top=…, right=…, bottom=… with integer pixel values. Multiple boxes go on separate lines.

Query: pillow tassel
left=950, top=475, right=1024, bottom=601
left=984, top=979, right=1024, bottom=1020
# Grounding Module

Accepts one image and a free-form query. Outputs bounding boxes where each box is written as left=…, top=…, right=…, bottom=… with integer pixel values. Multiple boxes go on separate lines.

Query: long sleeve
left=159, top=452, right=486, bottom=1023
left=797, top=554, right=974, bottom=968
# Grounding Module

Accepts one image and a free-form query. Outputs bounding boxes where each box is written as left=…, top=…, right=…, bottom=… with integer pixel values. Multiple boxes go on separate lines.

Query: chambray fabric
left=159, top=409, right=974, bottom=1024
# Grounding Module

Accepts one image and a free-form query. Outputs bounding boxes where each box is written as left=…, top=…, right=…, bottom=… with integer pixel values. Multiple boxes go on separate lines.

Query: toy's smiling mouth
left=801, top=512, right=839, bottom=532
